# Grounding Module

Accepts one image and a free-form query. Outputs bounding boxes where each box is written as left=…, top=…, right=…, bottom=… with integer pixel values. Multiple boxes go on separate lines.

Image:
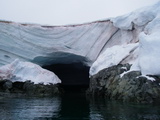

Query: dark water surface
left=0, top=93, right=160, bottom=120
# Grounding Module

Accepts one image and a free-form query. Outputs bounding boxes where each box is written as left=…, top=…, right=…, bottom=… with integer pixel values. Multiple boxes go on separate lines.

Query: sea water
left=0, top=93, right=160, bottom=120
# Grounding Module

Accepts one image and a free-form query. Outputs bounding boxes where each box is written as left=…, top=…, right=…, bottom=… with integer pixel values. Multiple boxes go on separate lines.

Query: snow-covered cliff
left=1, top=1, right=160, bottom=82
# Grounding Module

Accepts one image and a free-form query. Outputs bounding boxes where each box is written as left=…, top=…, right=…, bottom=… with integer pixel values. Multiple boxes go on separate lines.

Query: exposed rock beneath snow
left=87, top=1, right=160, bottom=103
left=0, top=59, right=61, bottom=85
left=0, top=59, right=61, bottom=96
left=87, top=64, right=160, bottom=103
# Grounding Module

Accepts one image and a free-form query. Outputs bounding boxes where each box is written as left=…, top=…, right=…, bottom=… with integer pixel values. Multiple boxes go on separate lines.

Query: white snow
left=137, top=75, right=155, bottom=82
left=131, top=31, right=160, bottom=76
left=89, top=43, right=138, bottom=76
left=110, top=2, right=158, bottom=30
left=130, top=2, right=160, bottom=76
left=90, top=1, right=160, bottom=77
left=121, top=67, right=127, bottom=70
left=0, top=59, right=61, bottom=85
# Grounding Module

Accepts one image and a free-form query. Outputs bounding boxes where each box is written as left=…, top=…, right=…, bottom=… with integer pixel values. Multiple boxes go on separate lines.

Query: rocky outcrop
left=87, top=64, right=160, bottom=103
left=0, top=80, right=60, bottom=97
left=0, top=60, right=61, bottom=96
left=87, top=2, right=160, bottom=104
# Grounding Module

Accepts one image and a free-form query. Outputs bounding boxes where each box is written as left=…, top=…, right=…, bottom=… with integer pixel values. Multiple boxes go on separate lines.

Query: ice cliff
left=0, top=16, right=140, bottom=67
left=0, top=1, right=160, bottom=84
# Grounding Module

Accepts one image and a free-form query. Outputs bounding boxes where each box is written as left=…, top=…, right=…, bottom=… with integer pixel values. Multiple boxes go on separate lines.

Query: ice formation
left=0, top=1, right=160, bottom=83
left=0, top=19, right=140, bottom=67
left=0, top=59, right=61, bottom=85
left=90, top=1, right=160, bottom=76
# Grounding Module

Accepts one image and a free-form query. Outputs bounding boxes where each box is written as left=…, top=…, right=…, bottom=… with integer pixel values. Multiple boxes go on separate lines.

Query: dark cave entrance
left=43, top=63, right=90, bottom=92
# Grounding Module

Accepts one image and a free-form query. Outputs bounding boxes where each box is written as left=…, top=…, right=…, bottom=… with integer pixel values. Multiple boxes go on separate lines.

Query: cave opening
left=43, top=63, right=90, bottom=92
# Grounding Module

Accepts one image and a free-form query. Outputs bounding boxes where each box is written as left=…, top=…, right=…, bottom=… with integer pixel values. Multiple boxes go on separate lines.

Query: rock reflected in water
left=0, top=94, right=160, bottom=120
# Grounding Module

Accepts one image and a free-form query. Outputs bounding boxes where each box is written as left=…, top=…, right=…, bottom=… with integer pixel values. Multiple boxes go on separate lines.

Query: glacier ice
left=0, top=20, right=139, bottom=67
left=0, top=1, right=160, bottom=82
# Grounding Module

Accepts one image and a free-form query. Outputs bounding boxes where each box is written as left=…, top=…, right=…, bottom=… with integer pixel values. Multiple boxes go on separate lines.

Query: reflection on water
left=89, top=97, right=160, bottom=120
left=0, top=94, right=160, bottom=120
left=0, top=97, right=61, bottom=120
left=58, top=93, right=90, bottom=120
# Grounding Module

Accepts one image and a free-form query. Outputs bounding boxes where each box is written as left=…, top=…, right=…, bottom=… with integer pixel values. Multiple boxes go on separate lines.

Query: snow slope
left=0, top=59, right=61, bottom=85
left=90, top=43, right=138, bottom=76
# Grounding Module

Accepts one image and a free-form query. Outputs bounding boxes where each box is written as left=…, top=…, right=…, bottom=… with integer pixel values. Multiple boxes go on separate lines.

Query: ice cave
left=1, top=1, right=160, bottom=95
left=43, top=62, right=90, bottom=91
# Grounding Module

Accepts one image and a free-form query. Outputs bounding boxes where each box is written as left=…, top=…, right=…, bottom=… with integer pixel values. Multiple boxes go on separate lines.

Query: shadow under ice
left=43, top=62, right=90, bottom=92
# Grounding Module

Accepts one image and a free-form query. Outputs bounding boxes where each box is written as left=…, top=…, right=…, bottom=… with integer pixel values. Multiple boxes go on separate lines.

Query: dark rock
left=13, top=81, right=24, bottom=89
left=3, top=80, right=12, bottom=90
left=87, top=64, right=160, bottom=103
left=11, top=81, right=25, bottom=93
left=0, top=80, right=13, bottom=92
left=0, top=79, right=60, bottom=97
left=88, top=64, right=129, bottom=96
left=23, top=81, right=60, bottom=96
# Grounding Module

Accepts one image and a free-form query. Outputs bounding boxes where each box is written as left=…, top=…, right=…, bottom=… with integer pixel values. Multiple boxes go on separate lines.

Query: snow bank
left=90, top=43, right=138, bottom=76
left=131, top=31, right=160, bottom=75
left=0, top=59, right=61, bottom=85
left=130, top=2, right=160, bottom=76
